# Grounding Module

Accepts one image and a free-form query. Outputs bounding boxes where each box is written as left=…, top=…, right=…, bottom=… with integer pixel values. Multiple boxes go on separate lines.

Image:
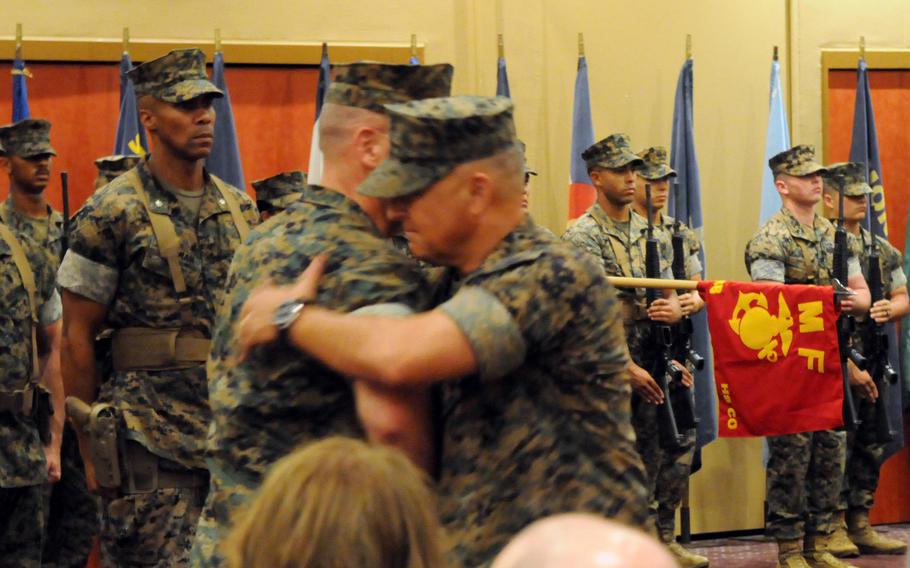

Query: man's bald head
left=318, top=102, right=389, bottom=161
left=491, top=514, right=678, bottom=568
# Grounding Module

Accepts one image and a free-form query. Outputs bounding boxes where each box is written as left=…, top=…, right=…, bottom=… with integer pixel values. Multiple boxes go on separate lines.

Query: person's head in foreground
left=223, top=436, right=446, bottom=568
left=491, top=513, right=679, bottom=568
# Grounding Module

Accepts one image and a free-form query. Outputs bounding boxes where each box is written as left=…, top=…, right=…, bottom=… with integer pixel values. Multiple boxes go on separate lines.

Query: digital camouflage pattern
left=251, top=170, right=307, bottom=213
left=0, top=197, right=64, bottom=268
left=0, top=484, right=47, bottom=568
left=99, top=485, right=206, bottom=567
left=635, top=146, right=677, bottom=180
left=194, top=185, right=435, bottom=567
left=746, top=208, right=849, bottom=540
left=128, top=48, right=224, bottom=103
left=839, top=226, right=905, bottom=513
left=659, top=213, right=702, bottom=278
left=581, top=133, right=643, bottom=171
left=58, top=158, right=258, bottom=470
left=359, top=96, right=517, bottom=199
left=0, top=118, right=56, bottom=157
left=823, top=161, right=872, bottom=198
left=563, top=204, right=688, bottom=540
left=325, top=62, right=453, bottom=113
left=768, top=144, right=827, bottom=177
left=0, top=229, right=56, bottom=489
left=437, top=218, right=649, bottom=567
left=94, top=155, right=142, bottom=188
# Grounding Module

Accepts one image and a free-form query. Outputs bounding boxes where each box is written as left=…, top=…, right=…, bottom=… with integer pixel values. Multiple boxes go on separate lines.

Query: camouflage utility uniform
left=251, top=170, right=306, bottom=217
left=0, top=227, right=61, bottom=568
left=192, top=62, right=453, bottom=567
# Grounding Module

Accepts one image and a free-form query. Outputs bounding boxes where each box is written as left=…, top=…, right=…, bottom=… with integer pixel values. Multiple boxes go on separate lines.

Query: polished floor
left=686, top=525, right=910, bottom=567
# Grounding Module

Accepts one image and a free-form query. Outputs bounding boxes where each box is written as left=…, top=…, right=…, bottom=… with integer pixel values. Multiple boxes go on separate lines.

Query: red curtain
left=0, top=61, right=318, bottom=213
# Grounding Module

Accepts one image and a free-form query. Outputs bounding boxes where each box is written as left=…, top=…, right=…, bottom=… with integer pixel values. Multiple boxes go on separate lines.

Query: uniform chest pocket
left=134, top=232, right=201, bottom=290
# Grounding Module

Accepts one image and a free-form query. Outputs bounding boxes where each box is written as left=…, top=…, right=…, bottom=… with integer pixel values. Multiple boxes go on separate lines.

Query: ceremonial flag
left=206, top=50, right=245, bottom=189
left=850, top=58, right=905, bottom=456
left=496, top=55, right=510, bottom=98
left=307, top=43, right=330, bottom=186
left=567, top=53, right=595, bottom=219
left=669, top=57, right=717, bottom=452
left=698, top=280, right=845, bottom=437
left=11, top=53, right=30, bottom=122
left=759, top=56, right=791, bottom=225
left=113, top=52, right=148, bottom=157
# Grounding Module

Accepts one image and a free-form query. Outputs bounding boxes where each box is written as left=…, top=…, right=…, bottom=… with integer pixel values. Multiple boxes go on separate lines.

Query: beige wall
left=5, top=0, right=909, bottom=534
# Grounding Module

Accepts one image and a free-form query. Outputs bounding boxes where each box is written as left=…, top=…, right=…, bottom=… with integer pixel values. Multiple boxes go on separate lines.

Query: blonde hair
left=223, top=437, right=446, bottom=568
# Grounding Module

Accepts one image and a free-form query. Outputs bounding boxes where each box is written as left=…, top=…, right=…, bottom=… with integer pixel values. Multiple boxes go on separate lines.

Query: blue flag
left=567, top=55, right=596, bottom=219
left=12, top=54, right=30, bottom=122
left=307, top=43, right=331, bottom=185
left=113, top=53, right=148, bottom=157
left=496, top=56, right=511, bottom=98
left=206, top=51, right=245, bottom=189
left=850, top=58, right=904, bottom=458
left=760, top=58, right=791, bottom=225
left=668, top=58, right=718, bottom=458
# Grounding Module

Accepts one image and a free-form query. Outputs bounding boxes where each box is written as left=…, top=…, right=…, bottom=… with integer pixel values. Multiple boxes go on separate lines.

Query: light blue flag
left=206, top=51, right=245, bottom=189
left=850, top=58, right=904, bottom=459
left=307, top=43, right=330, bottom=185
left=668, top=58, right=718, bottom=460
left=12, top=54, right=30, bottom=122
left=496, top=56, right=511, bottom=98
left=759, top=58, right=791, bottom=225
left=113, top=53, right=148, bottom=157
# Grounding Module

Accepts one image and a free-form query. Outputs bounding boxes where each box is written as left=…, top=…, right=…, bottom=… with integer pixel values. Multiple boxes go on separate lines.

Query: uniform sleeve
left=882, top=239, right=907, bottom=291
left=746, top=231, right=786, bottom=282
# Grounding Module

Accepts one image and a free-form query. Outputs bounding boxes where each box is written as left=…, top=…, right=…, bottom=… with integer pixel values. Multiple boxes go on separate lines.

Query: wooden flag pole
left=607, top=276, right=698, bottom=290
left=410, top=34, right=417, bottom=60
left=578, top=32, right=585, bottom=58
left=215, top=28, right=222, bottom=53
left=122, top=27, right=129, bottom=55
left=859, top=35, right=865, bottom=60
left=773, top=45, right=778, bottom=61
left=685, top=34, right=692, bottom=59
left=15, top=23, right=22, bottom=59
left=497, top=33, right=504, bottom=59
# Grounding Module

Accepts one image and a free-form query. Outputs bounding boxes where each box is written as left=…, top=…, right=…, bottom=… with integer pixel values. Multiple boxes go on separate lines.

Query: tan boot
left=827, top=512, right=859, bottom=558
left=777, top=539, right=811, bottom=568
left=803, top=533, right=859, bottom=568
left=846, top=509, right=908, bottom=555
left=666, top=541, right=709, bottom=568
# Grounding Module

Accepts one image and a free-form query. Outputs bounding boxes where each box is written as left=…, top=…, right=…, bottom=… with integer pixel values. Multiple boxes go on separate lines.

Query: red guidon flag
left=696, top=280, right=844, bottom=437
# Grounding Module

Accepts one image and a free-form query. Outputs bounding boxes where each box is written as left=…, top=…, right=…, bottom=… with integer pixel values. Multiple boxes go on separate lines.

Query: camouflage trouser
left=100, top=485, right=206, bottom=567
left=0, top=484, right=46, bottom=568
left=42, top=425, right=98, bottom=568
left=838, top=398, right=884, bottom=512
left=632, top=393, right=696, bottom=540
left=765, top=429, right=846, bottom=540
left=190, top=462, right=258, bottom=568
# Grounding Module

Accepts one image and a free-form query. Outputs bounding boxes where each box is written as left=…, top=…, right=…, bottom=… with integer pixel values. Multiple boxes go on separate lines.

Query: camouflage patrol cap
left=822, top=162, right=871, bottom=197
left=518, top=140, right=537, bottom=176
left=252, top=170, right=308, bottom=211
left=635, top=146, right=677, bottom=180
left=582, top=134, right=642, bottom=170
left=768, top=144, right=827, bottom=177
left=358, top=96, right=516, bottom=198
left=94, top=155, right=141, bottom=183
left=128, top=48, right=224, bottom=103
left=325, top=62, right=454, bottom=113
left=0, top=118, right=56, bottom=157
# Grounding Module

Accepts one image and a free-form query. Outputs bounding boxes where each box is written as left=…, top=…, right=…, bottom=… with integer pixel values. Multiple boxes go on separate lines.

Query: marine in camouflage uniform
left=192, top=62, right=453, bottom=567
left=0, top=159, right=63, bottom=567
left=94, top=155, right=142, bottom=190
left=745, top=146, right=867, bottom=568
left=628, top=146, right=707, bottom=568
left=252, top=170, right=306, bottom=221
left=821, top=162, right=908, bottom=558
left=0, top=119, right=97, bottom=568
left=56, top=49, right=258, bottom=568
left=231, top=96, right=650, bottom=568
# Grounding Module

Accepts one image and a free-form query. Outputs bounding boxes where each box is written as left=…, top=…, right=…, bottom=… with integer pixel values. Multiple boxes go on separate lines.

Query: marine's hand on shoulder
left=237, top=254, right=327, bottom=361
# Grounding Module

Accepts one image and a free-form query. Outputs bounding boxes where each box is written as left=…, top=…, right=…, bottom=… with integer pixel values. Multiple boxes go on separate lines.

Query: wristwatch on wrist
left=273, top=298, right=307, bottom=332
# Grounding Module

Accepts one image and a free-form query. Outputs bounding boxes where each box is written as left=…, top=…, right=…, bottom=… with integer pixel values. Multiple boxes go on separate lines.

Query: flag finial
left=773, top=45, right=778, bottom=61
left=577, top=33, right=585, bottom=58
left=122, top=27, right=129, bottom=55
left=15, top=23, right=22, bottom=58
left=859, top=36, right=866, bottom=60
left=215, top=28, right=222, bottom=53
left=410, top=34, right=417, bottom=58
left=497, top=34, right=504, bottom=59
left=686, top=34, right=692, bottom=60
